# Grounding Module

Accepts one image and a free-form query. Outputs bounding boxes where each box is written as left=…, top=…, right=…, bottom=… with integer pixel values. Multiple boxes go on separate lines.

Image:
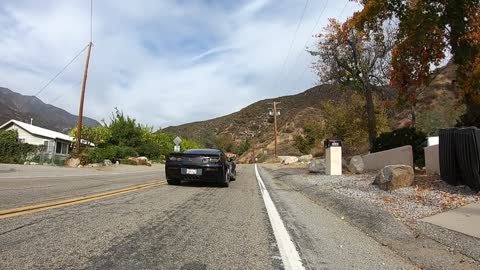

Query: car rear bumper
left=165, top=165, right=225, bottom=183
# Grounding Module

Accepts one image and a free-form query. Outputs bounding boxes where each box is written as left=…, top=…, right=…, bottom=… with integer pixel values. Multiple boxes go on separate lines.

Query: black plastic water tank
left=454, top=128, right=480, bottom=191
left=439, top=128, right=461, bottom=185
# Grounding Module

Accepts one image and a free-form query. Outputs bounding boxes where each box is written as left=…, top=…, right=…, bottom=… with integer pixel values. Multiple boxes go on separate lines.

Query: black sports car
left=165, top=148, right=236, bottom=187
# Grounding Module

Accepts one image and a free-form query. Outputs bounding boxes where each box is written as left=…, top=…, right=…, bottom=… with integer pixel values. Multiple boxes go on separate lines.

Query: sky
left=0, top=0, right=361, bottom=128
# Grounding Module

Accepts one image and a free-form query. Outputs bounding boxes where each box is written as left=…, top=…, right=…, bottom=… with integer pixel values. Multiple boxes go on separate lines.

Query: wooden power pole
left=269, top=101, right=281, bottom=158
left=75, top=41, right=93, bottom=153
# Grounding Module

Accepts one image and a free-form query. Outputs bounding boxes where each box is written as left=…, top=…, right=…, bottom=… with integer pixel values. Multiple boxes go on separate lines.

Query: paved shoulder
left=257, top=165, right=417, bottom=270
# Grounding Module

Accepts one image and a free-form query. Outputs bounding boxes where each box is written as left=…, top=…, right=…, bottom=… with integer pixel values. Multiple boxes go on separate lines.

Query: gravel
left=268, top=164, right=479, bottom=226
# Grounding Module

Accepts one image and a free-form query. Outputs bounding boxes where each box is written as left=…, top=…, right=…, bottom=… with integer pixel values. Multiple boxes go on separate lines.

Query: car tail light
left=206, top=168, right=219, bottom=172
left=169, top=156, right=182, bottom=161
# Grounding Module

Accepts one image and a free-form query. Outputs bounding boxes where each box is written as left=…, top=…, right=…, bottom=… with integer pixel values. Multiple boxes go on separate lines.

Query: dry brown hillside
left=165, top=84, right=339, bottom=157
left=165, top=61, right=462, bottom=161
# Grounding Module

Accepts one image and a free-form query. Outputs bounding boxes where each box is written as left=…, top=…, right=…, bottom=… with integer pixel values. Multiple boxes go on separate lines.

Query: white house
left=0, top=120, right=72, bottom=156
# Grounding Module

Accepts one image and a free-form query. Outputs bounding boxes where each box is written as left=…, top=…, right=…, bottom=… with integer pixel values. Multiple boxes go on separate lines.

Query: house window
left=56, top=142, right=62, bottom=154
left=44, top=141, right=54, bottom=152
left=55, top=142, right=69, bottom=155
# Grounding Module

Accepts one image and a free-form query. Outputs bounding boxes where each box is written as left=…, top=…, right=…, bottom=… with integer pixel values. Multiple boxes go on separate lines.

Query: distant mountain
left=0, top=87, right=100, bottom=133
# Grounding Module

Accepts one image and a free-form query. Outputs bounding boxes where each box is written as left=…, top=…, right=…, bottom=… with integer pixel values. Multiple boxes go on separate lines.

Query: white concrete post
left=326, top=146, right=342, bottom=175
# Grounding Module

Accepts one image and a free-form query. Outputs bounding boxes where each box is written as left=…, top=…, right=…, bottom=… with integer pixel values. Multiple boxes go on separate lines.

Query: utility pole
left=268, top=101, right=281, bottom=157
left=75, top=41, right=93, bottom=153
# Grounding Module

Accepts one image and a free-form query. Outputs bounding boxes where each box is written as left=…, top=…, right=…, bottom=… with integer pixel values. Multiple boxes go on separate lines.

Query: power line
left=47, top=80, right=83, bottom=105
left=291, top=0, right=351, bottom=89
left=273, top=0, right=310, bottom=92
left=19, top=44, right=89, bottom=110
left=285, top=0, right=329, bottom=87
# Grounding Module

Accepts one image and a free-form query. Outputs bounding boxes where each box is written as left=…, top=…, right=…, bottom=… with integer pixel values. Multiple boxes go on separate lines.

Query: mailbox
left=324, top=139, right=342, bottom=148
left=324, top=138, right=342, bottom=175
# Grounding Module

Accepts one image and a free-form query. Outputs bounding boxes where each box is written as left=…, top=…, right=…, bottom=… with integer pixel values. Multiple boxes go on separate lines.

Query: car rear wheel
left=221, top=169, right=230, bottom=187
left=167, top=179, right=181, bottom=185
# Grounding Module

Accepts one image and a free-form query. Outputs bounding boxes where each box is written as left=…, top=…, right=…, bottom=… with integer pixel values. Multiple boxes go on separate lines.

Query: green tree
left=69, top=124, right=111, bottom=146
left=107, top=108, right=143, bottom=147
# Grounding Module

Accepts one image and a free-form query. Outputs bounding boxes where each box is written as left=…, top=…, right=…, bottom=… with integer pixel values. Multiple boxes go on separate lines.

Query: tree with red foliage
left=310, top=19, right=395, bottom=149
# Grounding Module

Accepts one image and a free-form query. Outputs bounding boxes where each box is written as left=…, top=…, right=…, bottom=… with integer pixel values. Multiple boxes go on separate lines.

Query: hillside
left=165, top=84, right=340, bottom=157
left=0, top=87, right=100, bottom=133
left=165, top=61, right=462, bottom=160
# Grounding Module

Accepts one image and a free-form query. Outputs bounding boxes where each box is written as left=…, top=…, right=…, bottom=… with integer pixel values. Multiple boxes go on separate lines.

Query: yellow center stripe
left=0, top=180, right=167, bottom=219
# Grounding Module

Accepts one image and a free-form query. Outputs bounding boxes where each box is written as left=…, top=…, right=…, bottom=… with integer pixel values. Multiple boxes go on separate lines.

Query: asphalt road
left=0, top=164, right=417, bottom=269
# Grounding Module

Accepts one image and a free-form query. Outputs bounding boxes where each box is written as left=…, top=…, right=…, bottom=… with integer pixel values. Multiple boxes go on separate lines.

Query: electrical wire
left=47, top=80, right=83, bottom=105
left=290, top=0, right=351, bottom=89
left=19, top=44, right=89, bottom=110
left=286, top=0, right=329, bottom=87
left=272, top=0, right=310, bottom=92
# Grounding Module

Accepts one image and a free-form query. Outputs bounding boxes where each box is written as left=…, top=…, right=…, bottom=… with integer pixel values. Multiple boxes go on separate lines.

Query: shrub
left=372, top=128, right=427, bottom=167
left=0, top=140, right=38, bottom=164
left=136, top=142, right=163, bottom=159
left=86, top=145, right=137, bottom=163
left=0, top=130, right=18, bottom=142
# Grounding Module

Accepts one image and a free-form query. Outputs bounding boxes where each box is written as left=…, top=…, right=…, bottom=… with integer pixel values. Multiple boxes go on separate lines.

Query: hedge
left=0, top=140, right=38, bottom=164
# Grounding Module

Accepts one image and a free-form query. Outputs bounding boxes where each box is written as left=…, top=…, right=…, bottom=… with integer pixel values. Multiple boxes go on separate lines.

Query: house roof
left=0, top=120, right=73, bottom=142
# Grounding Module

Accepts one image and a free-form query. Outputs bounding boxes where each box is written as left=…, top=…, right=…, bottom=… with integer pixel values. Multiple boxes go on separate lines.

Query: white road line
left=254, top=164, right=305, bottom=270
left=0, top=170, right=164, bottom=179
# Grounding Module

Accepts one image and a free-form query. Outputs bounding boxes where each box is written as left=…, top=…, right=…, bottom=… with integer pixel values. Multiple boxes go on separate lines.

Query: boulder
left=24, top=162, right=30, bottom=165
left=348, top=156, right=365, bottom=174
left=373, top=165, right=414, bottom=191
left=66, top=158, right=80, bottom=168
left=103, top=159, right=113, bottom=166
left=282, top=156, right=299, bottom=165
left=128, top=156, right=150, bottom=166
left=298, top=154, right=313, bottom=162
left=308, top=159, right=325, bottom=173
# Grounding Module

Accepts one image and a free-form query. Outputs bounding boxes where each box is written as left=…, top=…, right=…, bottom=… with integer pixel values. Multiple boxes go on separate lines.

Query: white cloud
left=0, top=0, right=361, bottom=128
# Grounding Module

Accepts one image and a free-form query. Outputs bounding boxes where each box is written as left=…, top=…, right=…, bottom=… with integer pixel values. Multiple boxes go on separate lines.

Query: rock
left=348, top=156, right=365, bottom=174
left=128, top=156, right=151, bottom=166
left=282, top=156, right=299, bottom=165
left=146, top=161, right=152, bottom=167
left=373, top=165, right=414, bottom=191
left=77, top=165, right=84, bottom=168
left=308, top=159, right=325, bottom=173
left=66, top=158, right=80, bottom=168
left=30, top=162, right=39, bottom=165
left=91, top=163, right=100, bottom=168
left=115, top=161, right=120, bottom=165
left=103, top=159, right=113, bottom=166
left=24, top=161, right=30, bottom=165
left=298, top=154, right=313, bottom=162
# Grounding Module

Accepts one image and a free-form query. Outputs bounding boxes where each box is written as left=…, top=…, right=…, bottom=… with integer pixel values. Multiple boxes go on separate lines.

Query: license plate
left=186, top=169, right=197, bottom=175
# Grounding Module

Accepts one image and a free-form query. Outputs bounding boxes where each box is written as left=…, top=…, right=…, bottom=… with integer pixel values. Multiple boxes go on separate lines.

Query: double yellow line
left=0, top=180, right=167, bottom=219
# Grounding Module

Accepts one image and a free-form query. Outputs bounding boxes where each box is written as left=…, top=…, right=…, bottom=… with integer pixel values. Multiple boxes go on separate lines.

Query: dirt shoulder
left=260, top=164, right=480, bottom=269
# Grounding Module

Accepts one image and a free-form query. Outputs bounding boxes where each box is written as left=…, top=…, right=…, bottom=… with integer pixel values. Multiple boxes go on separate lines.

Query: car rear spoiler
left=167, top=152, right=220, bottom=158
